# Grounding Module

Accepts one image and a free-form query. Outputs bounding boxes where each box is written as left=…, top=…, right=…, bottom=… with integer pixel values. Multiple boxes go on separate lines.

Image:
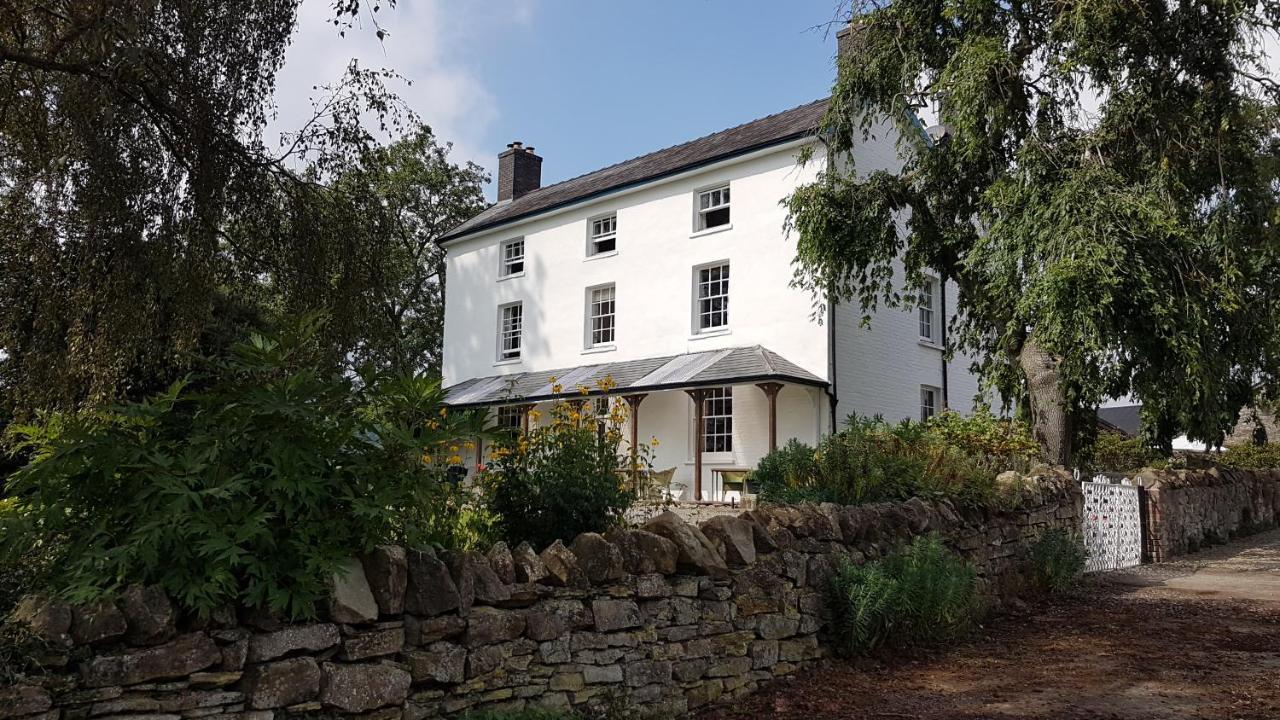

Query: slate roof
left=1098, top=405, right=1142, bottom=437
left=443, top=345, right=827, bottom=408
left=438, top=98, right=830, bottom=244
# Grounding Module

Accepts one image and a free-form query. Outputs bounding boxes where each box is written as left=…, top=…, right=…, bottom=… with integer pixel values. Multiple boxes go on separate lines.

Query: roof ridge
left=515, top=97, right=831, bottom=201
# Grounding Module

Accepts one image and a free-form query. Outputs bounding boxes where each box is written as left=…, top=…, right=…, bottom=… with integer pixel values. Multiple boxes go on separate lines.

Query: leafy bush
left=830, top=535, right=979, bottom=655
left=754, top=411, right=1039, bottom=509
left=1219, top=442, right=1280, bottom=470
left=481, top=380, right=639, bottom=548
left=1029, top=528, right=1087, bottom=593
left=0, top=321, right=486, bottom=620
left=1087, top=431, right=1163, bottom=472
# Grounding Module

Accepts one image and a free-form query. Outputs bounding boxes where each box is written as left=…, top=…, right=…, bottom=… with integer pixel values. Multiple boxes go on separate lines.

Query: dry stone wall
left=1134, top=467, right=1280, bottom=561
left=3, top=472, right=1082, bottom=720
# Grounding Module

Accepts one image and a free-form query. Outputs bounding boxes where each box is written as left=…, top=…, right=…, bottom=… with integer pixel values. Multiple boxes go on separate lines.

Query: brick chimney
left=497, top=141, right=542, bottom=202
left=835, top=20, right=865, bottom=58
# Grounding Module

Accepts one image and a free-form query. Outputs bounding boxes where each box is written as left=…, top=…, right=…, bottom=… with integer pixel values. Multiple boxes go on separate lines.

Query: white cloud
left=268, top=1, right=529, bottom=173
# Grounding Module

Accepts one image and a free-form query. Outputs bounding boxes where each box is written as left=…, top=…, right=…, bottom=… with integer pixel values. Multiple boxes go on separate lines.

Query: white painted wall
left=441, top=141, right=831, bottom=387
left=444, top=113, right=986, bottom=488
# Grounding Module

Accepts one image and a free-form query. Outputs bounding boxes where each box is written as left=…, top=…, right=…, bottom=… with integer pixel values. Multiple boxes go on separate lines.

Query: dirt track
left=699, top=530, right=1280, bottom=720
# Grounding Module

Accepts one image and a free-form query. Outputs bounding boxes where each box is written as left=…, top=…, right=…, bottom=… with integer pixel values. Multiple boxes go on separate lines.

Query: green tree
left=0, top=0, right=475, bottom=419
left=337, top=128, right=488, bottom=375
left=787, top=1, right=1280, bottom=463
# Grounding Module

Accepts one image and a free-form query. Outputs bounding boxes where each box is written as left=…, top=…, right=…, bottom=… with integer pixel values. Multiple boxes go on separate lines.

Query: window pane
left=700, top=387, right=733, bottom=453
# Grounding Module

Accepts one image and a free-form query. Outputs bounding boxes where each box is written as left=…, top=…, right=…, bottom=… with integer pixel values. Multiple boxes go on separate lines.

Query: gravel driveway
left=699, top=529, right=1280, bottom=720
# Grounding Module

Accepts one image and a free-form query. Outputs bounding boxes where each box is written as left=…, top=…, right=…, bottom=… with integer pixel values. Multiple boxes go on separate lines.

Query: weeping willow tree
left=0, top=1, right=483, bottom=421
left=787, top=1, right=1280, bottom=463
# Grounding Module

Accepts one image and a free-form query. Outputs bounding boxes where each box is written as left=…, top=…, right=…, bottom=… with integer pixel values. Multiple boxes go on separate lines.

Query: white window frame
left=695, top=184, right=731, bottom=232
left=585, top=283, right=616, bottom=349
left=919, top=276, right=937, bottom=343
left=693, top=261, right=730, bottom=334
left=920, top=385, right=939, bottom=421
left=497, top=301, right=523, bottom=362
left=588, top=214, right=617, bottom=256
left=499, top=238, right=525, bottom=278
left=702, top=387, right=733, bottom=453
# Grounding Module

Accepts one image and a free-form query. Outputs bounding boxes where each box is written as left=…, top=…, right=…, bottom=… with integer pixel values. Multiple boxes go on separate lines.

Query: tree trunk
left=1018, top=334, right=1074, bottom=466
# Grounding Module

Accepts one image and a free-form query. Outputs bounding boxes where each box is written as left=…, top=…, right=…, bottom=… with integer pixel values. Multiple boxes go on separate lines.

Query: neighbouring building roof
left=438, top=98, right=830, bottom=244
left=1098, top=405, right=1142, bottom=437
left=443, top=345, right=827, bottom=408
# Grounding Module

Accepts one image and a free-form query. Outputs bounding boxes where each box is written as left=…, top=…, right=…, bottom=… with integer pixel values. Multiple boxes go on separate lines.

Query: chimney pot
left=497, top=141, right=542, bottom=202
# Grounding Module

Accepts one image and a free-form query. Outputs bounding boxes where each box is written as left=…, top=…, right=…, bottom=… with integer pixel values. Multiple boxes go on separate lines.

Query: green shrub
left=754, top=411, right=1039, bottom=509
left=830, top=535, right=979, bottom=655
left=1219, top=442, right=1280, bottom=470
left=0, top=321, right=487, bottom=620
left=1087, top=431, right=1164, bottom=472
left=462, top=711, right=577, bottom=720
left=1029, top=528, right=1087, bottom=593
left=481, top=383, right=638, bottom=549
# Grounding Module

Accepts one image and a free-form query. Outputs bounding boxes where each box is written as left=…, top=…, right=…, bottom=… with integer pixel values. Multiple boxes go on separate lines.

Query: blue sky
left=272, top=2, right=844, bottom=197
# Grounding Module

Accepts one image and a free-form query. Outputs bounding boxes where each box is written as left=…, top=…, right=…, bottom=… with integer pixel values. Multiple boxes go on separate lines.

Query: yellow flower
left=650, top=436, right=660, bottom=447
left=439, top=408, right=448, bottom=417
left=448, top=455, right=463, bottom=465
left=450, top=445, right=459, bottom=452
left=422, top=454, right=433, bottom=464
left=463, top=441, right=475, bottom=450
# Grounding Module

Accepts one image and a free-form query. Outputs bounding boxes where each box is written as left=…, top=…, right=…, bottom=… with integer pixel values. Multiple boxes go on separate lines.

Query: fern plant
left=1, top=319, right=488, bottom=620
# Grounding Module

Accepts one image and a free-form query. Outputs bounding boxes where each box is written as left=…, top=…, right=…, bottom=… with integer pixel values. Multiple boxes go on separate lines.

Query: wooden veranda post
left=756, top=382, right=784, bottom=453
left=624, top=394, right=647, bottom=488
left=685, top=388, right=709, bottom=501
left=518, top=404, right=535, bottom=433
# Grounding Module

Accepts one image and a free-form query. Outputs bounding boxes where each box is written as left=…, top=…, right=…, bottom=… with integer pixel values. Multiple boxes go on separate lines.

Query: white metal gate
left=1080, top=478, right=1143, bottom=572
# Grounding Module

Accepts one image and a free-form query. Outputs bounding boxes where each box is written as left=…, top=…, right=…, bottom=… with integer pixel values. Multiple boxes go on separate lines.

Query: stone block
left=487, top=542, right=517, bottom=585
left=406, top=615, right=466, bottom=645
left=81, top=633, right=220, bottom=687
left=405, top=549, right=460, bottom=617
left=0, top=686, right=51, bottom=719
left=700, top=516, right=757, bottom=567
left=465, top=645, right=504, bottom=679
left=511, top=542, right=549, bottom=584
left=328, top=558, right=379, bottom=624
left=706, top=656, right=752, bottom=678
left=755, top=615, right=800, bottom=640
left=463, top=607, right=526, bottom=647
left=245, top=624, right=339, bottom=664
left=641, top=512, right=729, bottom=578
left=70, top=599, right=127, bottom=646
left=242, top=657, right=320, bottom=709
left=624, top=660, right=671, bottom=687
left=10, top=594, right=72, bottom=646
left=404, top=643, right=465, bottom=685
left=634, top=573, right=671, bottom=599
left=522, top=611, right=564, bottom=642
left=319, top=662, right=411, bottom=713
left=582, top=664, right=623, bottom=685
left=590, top=599, right=641, bottom=632
left=339, top=626, right=403, bottom=660
left=538, top=541, right=586, bottom=588
left=361, top=546, right=408, bottom=617
left=118, top=586, right=176, bottom=646
left=569, top=533, right=625, bottom=584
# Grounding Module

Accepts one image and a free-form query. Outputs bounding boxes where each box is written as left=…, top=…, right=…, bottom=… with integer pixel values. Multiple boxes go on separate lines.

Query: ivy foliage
left=788, top=0, right=1280, bottom=458
left=0, top=319, right=487, bottom=620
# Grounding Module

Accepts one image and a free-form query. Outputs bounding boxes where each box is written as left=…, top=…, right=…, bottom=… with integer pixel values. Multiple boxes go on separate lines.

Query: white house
left=437, top=97, right=982, bottom=501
